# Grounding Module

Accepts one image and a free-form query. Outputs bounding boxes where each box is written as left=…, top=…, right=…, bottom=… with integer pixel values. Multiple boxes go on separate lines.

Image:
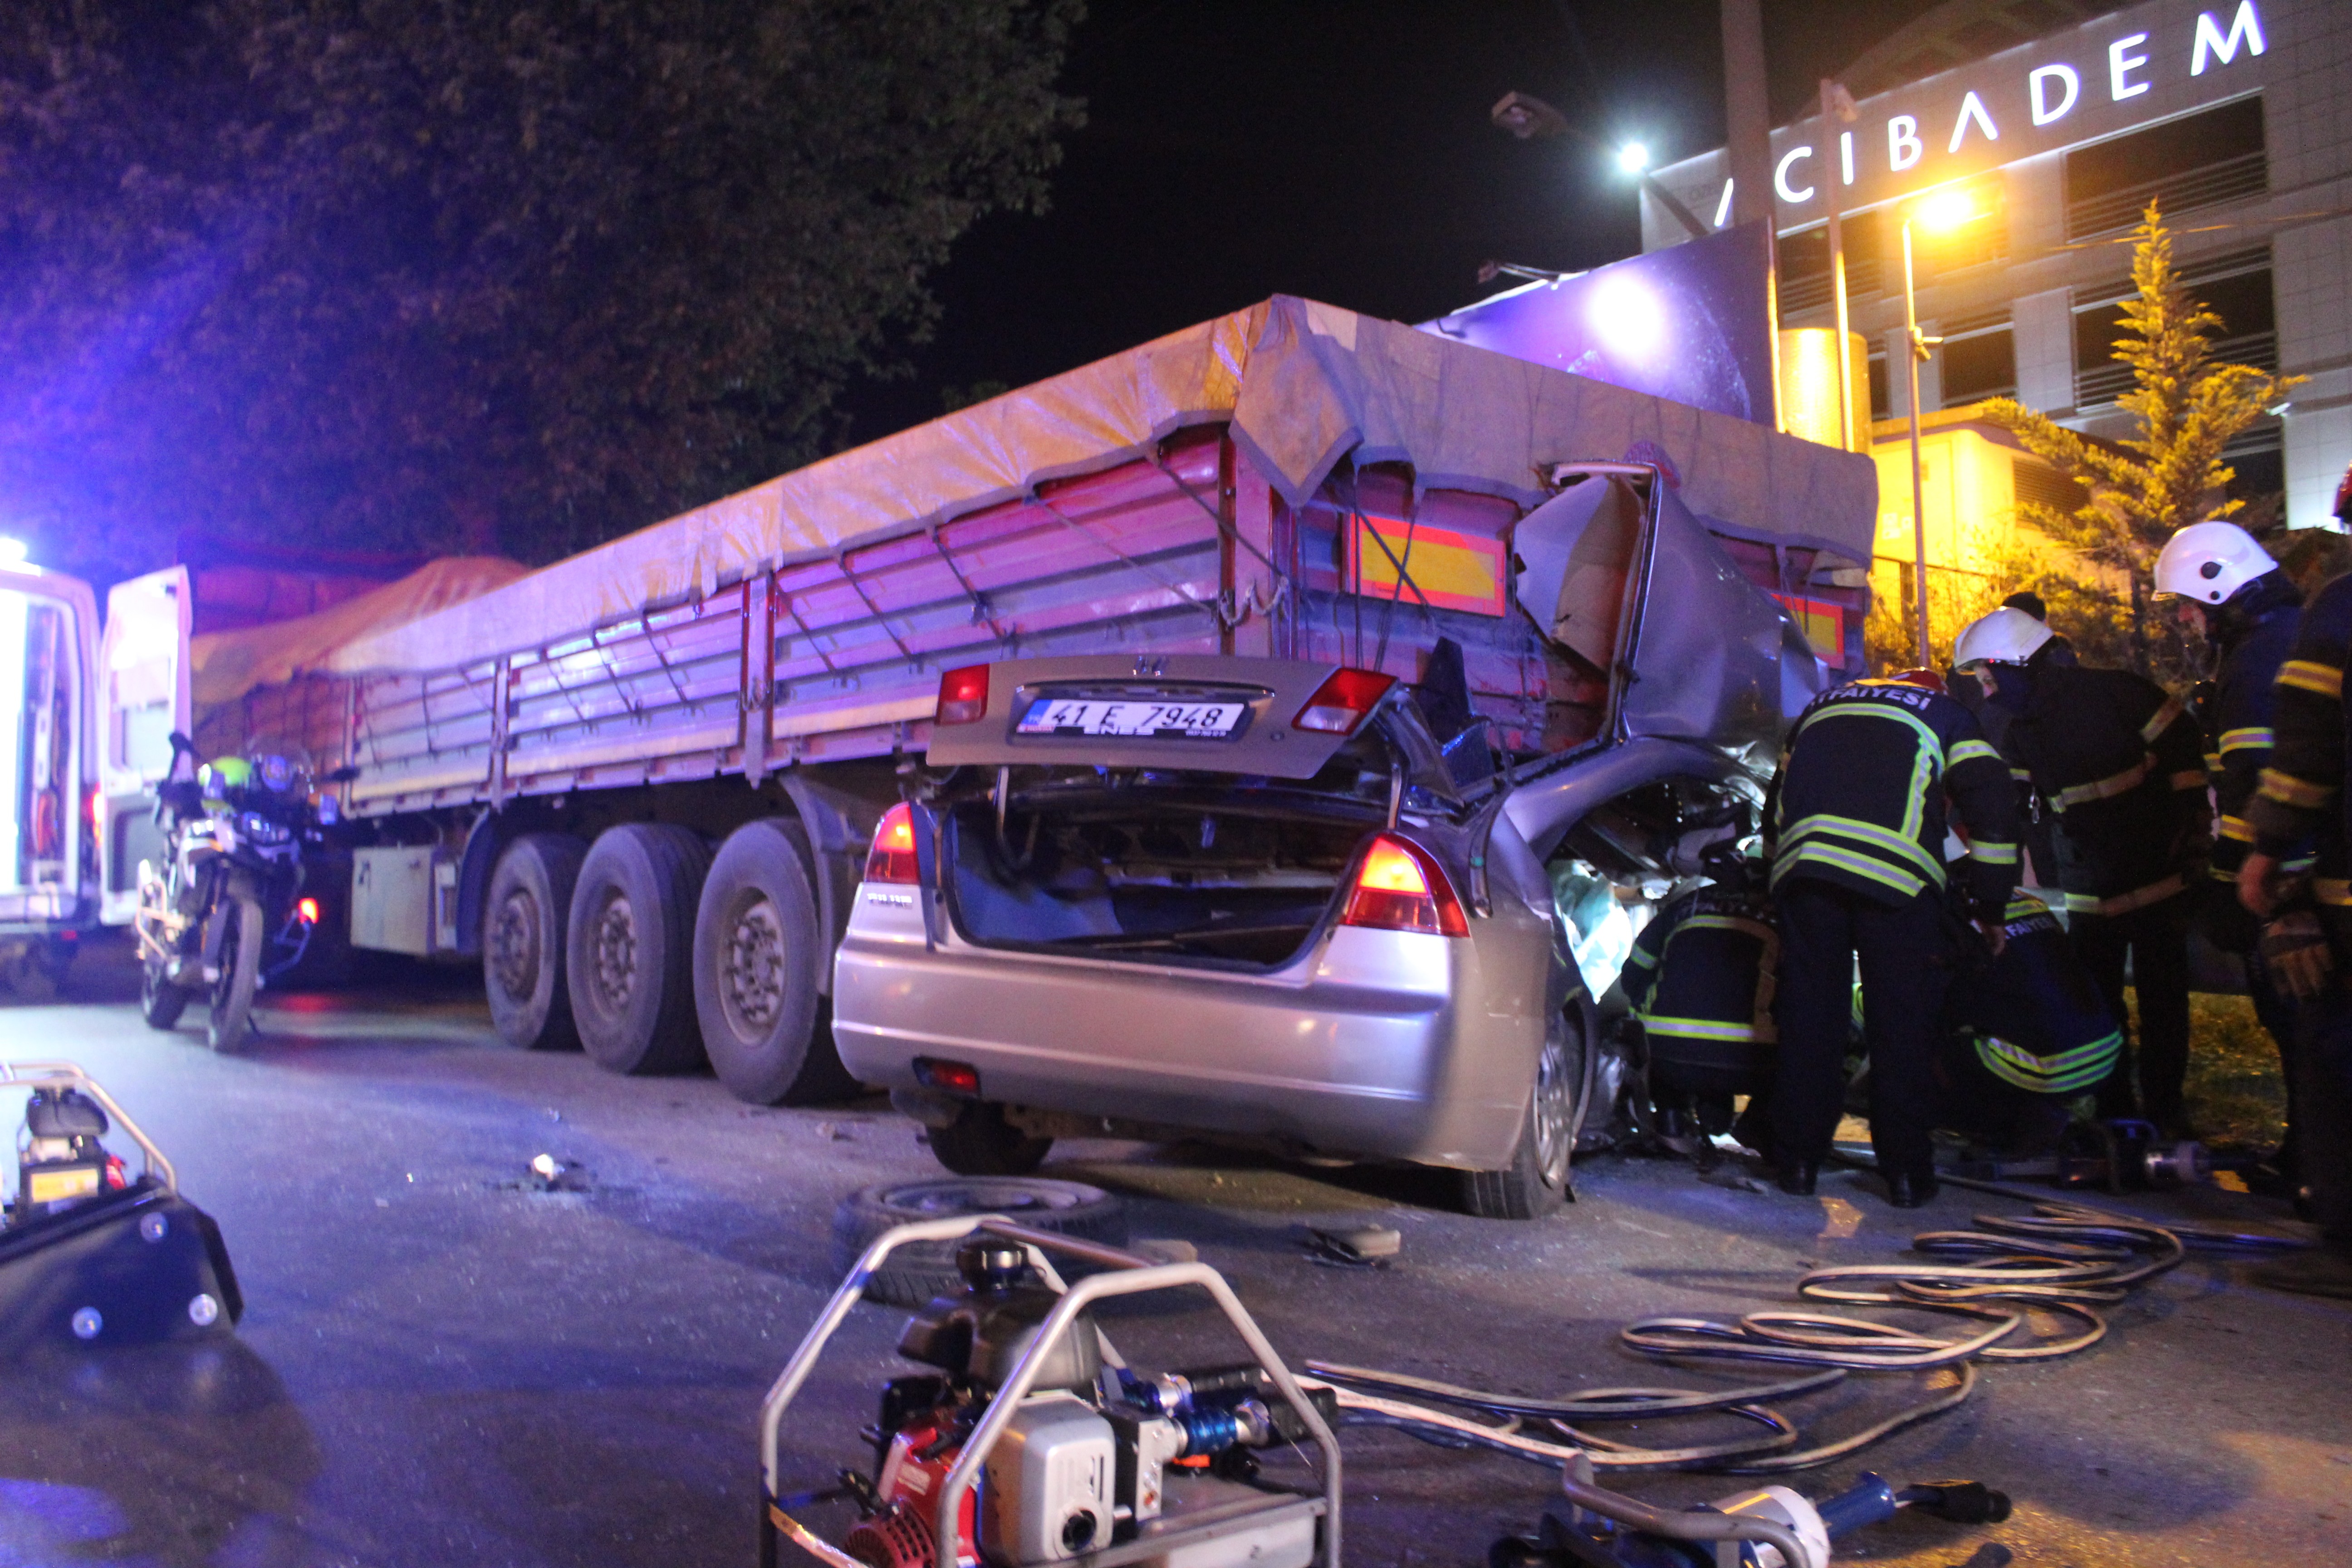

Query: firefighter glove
left=2261, top=911, right=2336, bottom=1000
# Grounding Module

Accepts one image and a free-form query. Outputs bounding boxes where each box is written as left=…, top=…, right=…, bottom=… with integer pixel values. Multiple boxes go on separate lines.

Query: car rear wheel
left=693, top=818, right=859, bottom=1105
left=567, top=824, right=711, bottom=1074
left=486, top=833, right=587, bottom=1050
left=927, top=1100, right=1053, bottom=1177
left=1462, top=1007, right=1588, bottom=1220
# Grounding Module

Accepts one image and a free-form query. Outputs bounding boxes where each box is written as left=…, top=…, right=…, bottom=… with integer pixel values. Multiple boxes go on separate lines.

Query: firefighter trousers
left=1771, top=879, right=1951, bottom=1179
left=2068, top=895, right=2190, bottom=1126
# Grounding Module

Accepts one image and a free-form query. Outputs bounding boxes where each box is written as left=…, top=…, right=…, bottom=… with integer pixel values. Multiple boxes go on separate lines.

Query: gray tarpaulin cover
left=331, top=295, right=1875, bottom=677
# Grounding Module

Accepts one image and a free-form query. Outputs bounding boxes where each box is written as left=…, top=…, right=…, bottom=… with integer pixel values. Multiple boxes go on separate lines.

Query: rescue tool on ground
left=761, top=1211, right=2016, bottom=1568
left=0, top=1062, right=241, bottom=1353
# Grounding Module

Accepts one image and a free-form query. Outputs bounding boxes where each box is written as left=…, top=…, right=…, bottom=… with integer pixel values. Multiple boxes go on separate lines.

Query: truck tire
left=567, top=823, right=711, bottom=1075
left=1461, top=1007, right=1588, bottom=1220
left=486, top=833, right=588, bottom=1050
left=206, top=891, right=264, bottom=1053
left=830, top=1177, right=1127, bottom=1306
left=694, top=819, right=859, bottom=1105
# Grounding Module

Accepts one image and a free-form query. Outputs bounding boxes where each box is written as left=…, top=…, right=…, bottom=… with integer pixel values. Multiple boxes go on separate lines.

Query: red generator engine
left=761, top=1221, right=1341, bottom=1568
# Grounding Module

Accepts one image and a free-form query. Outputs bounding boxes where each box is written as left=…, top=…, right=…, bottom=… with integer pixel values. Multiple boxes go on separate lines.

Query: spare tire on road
left=829, top=1177, right=1128, bottom=1306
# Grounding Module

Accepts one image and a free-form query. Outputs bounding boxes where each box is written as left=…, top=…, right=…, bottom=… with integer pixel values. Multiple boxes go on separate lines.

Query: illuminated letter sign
left=1774, top=145, right=1816, bottom=203
left=1948, top=90, right=2000, bottom=152
left=2193, top=2, right=2267, bottom=73
left=1888, top=115, right=1923, bottom=172
left=2110, top=33, right=2151, bottom=99
left=2029, top=64, right=2080, bottom=125
left=1839, top=130, right=1855, bottom=185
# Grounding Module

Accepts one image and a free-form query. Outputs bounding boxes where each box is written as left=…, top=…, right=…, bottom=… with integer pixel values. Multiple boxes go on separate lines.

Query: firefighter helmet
left=1952, top=606, right=2055, bottom=669
left=2153, top=520, right=2276, bottom=606
left=1883, top=667, right=1949, bottom=695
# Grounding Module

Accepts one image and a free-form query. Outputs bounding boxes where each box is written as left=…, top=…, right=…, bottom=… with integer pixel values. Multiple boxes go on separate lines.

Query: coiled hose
left=1305, top=1186, right=2301, bottom=1476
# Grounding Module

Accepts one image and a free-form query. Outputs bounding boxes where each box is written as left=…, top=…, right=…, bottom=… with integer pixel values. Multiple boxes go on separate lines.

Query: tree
left=0, top=0, right=1083, bottom=580
left=1977, top=204, right=2301, bottom=678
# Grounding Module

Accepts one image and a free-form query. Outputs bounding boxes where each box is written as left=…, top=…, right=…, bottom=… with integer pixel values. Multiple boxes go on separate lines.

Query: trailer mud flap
left=0, top=1182, right=241, bottom=1352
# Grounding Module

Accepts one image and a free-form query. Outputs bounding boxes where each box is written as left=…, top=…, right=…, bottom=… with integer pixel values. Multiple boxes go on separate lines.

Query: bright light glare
left=1589, top=272, right=1667, bottom=364
left=1616, top=141, right=1650, bottom=174
left=1914, top=188, right=1980, bottom=231
left=0, top=539, right=27, bottom=565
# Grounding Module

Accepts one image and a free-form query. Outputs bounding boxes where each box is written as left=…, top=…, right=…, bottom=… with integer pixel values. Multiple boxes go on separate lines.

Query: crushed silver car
left=832, top=467, right=1833, bottom=1218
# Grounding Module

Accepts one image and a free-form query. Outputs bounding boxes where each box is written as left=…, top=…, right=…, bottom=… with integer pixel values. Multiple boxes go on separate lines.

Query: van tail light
left=1294, top=667, right=1395, bottom=735
left=865, top=802, right=921, bottom=885
left=936, top=665, right=991, bottom=725
left=1341, top=833, right=1468, bottom=937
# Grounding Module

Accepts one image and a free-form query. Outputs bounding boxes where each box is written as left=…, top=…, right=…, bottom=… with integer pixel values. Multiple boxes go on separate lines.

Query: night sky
left=847, top=0, right=1951, bottom=442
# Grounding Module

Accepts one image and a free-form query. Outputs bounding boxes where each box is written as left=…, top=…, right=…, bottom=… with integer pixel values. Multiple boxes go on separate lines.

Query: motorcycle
left=134, top=736, right=354, bottom=1050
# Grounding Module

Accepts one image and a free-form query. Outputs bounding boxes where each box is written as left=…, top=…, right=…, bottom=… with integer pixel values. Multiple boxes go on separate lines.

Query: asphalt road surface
left=0, top=936, right=2345, bottom=1568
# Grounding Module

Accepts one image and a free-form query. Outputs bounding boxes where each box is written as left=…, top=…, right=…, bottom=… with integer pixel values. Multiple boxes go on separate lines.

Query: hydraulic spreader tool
left=0, top=1061, right=240, bottom=1352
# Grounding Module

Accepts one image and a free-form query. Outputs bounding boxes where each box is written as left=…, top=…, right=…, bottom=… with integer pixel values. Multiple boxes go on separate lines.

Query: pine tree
left=1979, top=204, right=2302, bottom=676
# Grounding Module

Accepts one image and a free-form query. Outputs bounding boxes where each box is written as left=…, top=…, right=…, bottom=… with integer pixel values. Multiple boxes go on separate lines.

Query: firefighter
left=1623, top=839, right=1777, bottom=1149
left=1765, top=668, right=2019, bottom=1207
left=2153, top=520, right=2304, bottom=1184
left=1952, top=607, right=2210, bottom=1132
left=2235, top=465, right=2352, bottom=1297
left=1936, top=887, right=2121, bottom=1156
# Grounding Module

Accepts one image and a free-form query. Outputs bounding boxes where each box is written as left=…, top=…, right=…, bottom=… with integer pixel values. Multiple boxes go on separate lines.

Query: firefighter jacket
left=1767, top=678, right=2019, bottom=915
left=2245, top=571, right=2352, bottom=918
left=2200, top=570, right=2303, bottom=945
left=2003, top=665, right=2208, bottom=917
left=1623, top=885, right=1777, bottom=1096
left=1949, top=890, right=2122, bottom=1095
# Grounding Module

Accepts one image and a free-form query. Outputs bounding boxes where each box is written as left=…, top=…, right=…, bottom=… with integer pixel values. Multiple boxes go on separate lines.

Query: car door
left=97, top=568, right=191, bottom=925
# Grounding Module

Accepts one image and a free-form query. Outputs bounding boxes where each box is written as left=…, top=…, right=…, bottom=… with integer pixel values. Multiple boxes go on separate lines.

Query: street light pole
left=1901, top=216, right=1940, bottom=670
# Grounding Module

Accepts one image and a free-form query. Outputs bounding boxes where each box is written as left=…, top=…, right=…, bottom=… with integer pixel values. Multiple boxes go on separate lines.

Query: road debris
left=1302, top=1222, right=1400, bottom=1268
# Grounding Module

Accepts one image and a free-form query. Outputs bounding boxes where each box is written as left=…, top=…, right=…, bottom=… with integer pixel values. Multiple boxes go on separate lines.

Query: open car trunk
left=942, top=787, right=1383, bottom=969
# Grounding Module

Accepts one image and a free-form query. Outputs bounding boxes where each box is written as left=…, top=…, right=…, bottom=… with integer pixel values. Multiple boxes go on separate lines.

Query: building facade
left=1646, top=0, right=2351, bottom=572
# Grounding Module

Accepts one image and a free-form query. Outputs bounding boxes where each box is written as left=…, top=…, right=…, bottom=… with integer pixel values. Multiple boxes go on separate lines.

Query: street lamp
left=1489, top=92, right=1710, bottom=242
left=1900, top=188, right=1985, bottom=667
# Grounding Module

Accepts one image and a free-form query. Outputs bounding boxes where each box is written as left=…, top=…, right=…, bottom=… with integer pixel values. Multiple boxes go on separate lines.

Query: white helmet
left=2154, top=521, right=2276, bottom=605
left=1953, top=606, right=2055, bottom=669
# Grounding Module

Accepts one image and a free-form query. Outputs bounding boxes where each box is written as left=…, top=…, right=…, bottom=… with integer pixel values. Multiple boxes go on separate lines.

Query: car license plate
left=1017, top=697, right=1247, bottom=739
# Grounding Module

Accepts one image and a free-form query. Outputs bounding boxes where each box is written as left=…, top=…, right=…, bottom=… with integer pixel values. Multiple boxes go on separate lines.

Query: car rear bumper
left=832, top=896, right=1531, bottom=1170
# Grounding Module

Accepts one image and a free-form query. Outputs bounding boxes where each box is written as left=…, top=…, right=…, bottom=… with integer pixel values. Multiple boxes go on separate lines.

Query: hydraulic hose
left=1309, top=1188, right=2298, bottom=1477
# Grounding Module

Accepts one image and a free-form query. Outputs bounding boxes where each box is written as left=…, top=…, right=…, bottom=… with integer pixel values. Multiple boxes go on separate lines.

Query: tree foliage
left=0, top=0, right=1083, bottom=578
left=1977, top=204, right=2300, bottom=676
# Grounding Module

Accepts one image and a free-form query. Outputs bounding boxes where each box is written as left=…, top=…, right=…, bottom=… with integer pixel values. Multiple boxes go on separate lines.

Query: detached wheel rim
left=873, top=1178, right=1091, bottom=1220
left=490, top=887, right=541, bottom=1002
left=719, top=891, right=786, bottom=1038
left=589, top=892, right=638, bottom=1013
left=1531, top=1031, right=1575, bottom=1185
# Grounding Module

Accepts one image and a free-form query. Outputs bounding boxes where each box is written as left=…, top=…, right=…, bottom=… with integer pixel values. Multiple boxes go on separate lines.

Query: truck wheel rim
left=1532, top=1033, right=1574, bottom=1184
left=720, top=892, right=786, bottom=1038
left=490, top=889, right=540, bottom=1001
left=590, top=893, right=637, bottom=1012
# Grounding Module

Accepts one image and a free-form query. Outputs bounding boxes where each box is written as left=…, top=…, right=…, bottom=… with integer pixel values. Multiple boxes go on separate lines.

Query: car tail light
left=914, top=1057, right=980, bottom=1096
left=936, top=665, right=990, bottom=725
left=1341, top=833, right=1468, bottom=937
left=1293, top=667, right=1395, bottom=734
left=296, top=897, right=320, bottom=925
left=865, top=802, right=921, bottom=885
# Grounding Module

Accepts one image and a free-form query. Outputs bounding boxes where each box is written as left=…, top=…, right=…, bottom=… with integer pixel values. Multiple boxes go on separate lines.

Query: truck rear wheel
left=694, top=819, right=859, bottom=1105
left=486, top=833, right=587, bottom=1050
left=567, top=824, right=711, bottom=1074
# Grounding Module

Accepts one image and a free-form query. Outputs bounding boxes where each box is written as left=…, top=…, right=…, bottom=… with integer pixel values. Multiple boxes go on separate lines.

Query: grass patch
left=2122, top=988, right=2287, bottom=1149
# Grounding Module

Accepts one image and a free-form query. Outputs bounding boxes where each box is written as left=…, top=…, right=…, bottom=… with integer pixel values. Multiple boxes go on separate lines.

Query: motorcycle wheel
left=141, top=955, right=188, bottom=1030
left=207, top=893, right=264, bottom=1051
